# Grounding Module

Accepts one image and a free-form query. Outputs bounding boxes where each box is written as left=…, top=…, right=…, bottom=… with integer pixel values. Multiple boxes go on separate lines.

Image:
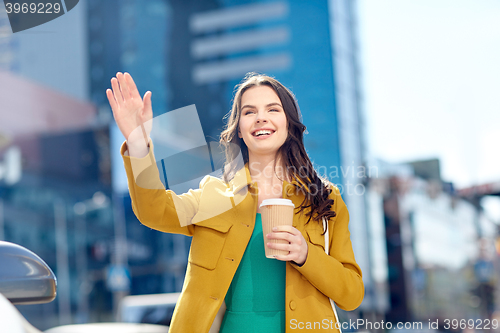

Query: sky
left=357, top=0, right=500, bottom=190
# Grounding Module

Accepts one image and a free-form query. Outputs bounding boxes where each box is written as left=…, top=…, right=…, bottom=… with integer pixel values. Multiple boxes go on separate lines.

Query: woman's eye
left=269, top=109, right=279, bottom=112
left=244, top=110, right=254, bottom=115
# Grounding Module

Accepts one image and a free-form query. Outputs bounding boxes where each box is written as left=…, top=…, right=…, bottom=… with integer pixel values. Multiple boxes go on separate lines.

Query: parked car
left=0, top=240, right=57, bottom=333
left=0, top=241, right=169, bottom=333
left=44, top=323, right=169, bottom=333
left=0, top=241, right=57, bottom=305
left=117, top=292, right=180, bottom=326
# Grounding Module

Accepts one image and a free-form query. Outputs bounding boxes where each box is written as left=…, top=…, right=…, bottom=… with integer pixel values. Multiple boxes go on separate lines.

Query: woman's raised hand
left=106, top=72, right=152, bottom=157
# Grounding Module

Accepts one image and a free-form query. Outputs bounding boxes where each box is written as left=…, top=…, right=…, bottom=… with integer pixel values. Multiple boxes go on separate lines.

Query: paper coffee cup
left=259, top=198, right=295, bottom=258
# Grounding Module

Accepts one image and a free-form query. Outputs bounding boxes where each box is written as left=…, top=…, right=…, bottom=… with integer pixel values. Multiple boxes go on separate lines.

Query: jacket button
left=289, top=300, right=296, bottom=310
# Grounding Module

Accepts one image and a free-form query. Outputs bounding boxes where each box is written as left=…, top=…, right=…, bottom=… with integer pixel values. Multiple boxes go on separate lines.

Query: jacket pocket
left=189, top=217, right=232, bottom=270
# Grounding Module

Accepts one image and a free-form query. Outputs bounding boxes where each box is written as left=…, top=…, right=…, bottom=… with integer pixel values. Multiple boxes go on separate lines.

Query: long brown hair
left=220, top=73, right=336, bottom=225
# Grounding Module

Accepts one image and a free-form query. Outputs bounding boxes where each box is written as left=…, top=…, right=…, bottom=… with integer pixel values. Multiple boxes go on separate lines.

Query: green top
left=220, top=213, right=286, bottom=333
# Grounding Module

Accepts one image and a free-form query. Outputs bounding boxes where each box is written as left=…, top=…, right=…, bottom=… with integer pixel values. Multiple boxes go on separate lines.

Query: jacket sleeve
left=290, top=186, right=364, bottom=311
left=121, top=141, right=203, bottom=237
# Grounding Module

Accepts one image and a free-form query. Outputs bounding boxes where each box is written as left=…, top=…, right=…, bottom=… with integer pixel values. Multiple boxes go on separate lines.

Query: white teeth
left=254, top=130, right=272, bottom=136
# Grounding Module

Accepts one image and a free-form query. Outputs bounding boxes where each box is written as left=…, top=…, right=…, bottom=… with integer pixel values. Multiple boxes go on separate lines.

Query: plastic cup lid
left=259, top=198, right=294, bottom=208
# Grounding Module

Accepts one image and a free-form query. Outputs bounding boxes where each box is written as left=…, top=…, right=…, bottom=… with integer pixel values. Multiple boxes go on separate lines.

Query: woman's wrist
left=293, top=248, right=308, bottom=266
left=126, top=137, right=149, bottom=158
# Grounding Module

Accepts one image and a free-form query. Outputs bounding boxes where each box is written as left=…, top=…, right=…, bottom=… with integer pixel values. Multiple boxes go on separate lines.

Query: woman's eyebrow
left=241, top=104, right=255, bottom=110
left=241, top=102, right=282, bottom=110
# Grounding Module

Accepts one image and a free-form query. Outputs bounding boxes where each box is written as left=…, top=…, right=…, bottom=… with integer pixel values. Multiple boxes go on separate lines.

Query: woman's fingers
left=141, top=91, right=153, bottom=138
left=106, top=88, right=118, bottom=112
left=268, top=231, right=294, bottom=242
left=268, top=242, right=292, bottom=251
left=116, top=72, right=131, bottom=100
left=110, top=72, right=146, bottom=110
left=143, top=91, right=152, bottom=115
left=107, top=72, right=154, bottom=141
left=269, top=225, right=299, bottom=237
left=125, top=72, right=141, bottom=100
left=110, top=77, right=123, bottom=105
left=267, top=226, right=308, bottom=265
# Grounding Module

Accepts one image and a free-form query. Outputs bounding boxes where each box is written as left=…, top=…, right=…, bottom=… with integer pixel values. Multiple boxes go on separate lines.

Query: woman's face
left=238, top=85, right=288, bottom=159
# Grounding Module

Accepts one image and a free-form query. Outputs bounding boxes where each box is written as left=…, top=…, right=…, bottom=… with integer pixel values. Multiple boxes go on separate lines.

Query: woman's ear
left=238, top=129, right=242, bottom=138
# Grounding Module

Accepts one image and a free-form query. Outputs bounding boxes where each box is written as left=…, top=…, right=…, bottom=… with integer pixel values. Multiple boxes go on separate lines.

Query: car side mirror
left=0, top=241, right=57, bottom=304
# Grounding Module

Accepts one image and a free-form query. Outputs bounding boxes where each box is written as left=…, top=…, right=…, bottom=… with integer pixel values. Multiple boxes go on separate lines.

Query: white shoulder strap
left=323, top=217, right=342, bottom=333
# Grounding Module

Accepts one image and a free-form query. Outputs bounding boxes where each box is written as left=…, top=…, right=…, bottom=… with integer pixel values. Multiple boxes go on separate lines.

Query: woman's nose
left=255, top=111, right=268, bottom=123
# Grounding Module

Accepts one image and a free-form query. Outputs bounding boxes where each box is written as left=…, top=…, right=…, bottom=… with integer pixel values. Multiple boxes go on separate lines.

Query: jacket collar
left=228, top=163, right=304, bottom=197
left=229, top=163, right=254, bottom=194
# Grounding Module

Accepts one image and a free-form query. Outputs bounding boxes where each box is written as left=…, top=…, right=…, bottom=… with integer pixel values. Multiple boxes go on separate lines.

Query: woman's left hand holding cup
left=266, top=226, right=309, bottom=266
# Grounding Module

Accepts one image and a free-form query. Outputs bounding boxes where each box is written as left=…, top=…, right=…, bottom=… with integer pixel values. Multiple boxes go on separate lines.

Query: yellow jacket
left=121, top=142, right=364, bottom=332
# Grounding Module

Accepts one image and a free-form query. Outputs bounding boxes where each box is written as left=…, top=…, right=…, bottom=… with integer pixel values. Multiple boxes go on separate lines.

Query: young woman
left=107, top=72, right=364, bottom=332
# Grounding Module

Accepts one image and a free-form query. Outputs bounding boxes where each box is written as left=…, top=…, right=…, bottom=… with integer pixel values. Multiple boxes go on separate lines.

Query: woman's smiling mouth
left=252, top=129, right=275, bottom=138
